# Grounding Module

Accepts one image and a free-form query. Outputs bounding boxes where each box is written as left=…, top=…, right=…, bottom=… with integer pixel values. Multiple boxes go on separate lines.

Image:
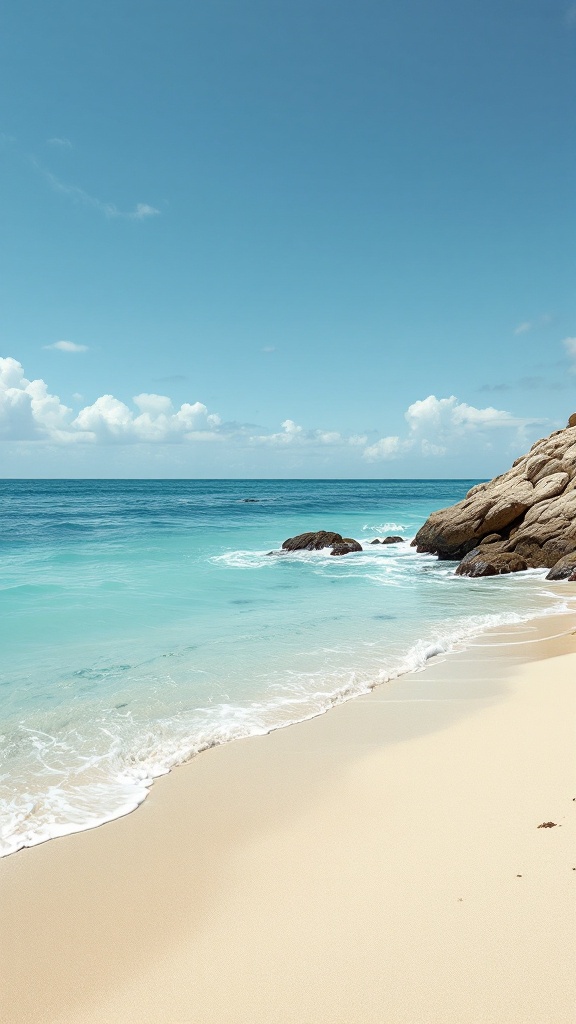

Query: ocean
left=0, top=478, right=566, bottom=857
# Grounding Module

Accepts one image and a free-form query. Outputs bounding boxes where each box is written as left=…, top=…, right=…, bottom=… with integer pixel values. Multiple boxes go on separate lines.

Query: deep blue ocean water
left=0, top=479, right=565, bottom=856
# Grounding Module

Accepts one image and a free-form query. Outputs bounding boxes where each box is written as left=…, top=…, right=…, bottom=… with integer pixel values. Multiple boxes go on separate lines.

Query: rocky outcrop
left=281, top=531, right=362, bottom=555
left=370, top=536, right=404, bottom=545
left=413, top=416, right=576, bottom=579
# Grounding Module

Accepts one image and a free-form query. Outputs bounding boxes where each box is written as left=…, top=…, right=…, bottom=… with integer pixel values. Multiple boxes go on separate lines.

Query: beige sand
left=1, top=614, right=575, bottom=1024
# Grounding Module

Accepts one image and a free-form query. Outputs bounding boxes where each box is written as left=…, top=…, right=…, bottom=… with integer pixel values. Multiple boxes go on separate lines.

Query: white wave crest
left=362, top=522, right=407, bottom=533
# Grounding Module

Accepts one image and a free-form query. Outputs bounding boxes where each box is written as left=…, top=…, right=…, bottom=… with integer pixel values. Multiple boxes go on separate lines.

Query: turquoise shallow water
left=0, top=479, right=566, bottom=856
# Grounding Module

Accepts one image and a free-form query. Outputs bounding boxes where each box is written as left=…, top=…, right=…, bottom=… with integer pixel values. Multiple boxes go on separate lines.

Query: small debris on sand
left=537, top=821, right=557, bottom=828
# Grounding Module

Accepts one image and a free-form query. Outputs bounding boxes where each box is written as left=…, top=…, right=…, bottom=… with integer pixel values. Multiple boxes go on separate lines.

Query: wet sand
left=1, top=612, right=575, bottom=1024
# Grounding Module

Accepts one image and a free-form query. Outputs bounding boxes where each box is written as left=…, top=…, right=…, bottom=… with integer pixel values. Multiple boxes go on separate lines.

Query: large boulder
left=282, top=531, right=343, bottom=551
left=455, top=545, right=528, bottom=578
left=413, top=415, right=576, bottom=579
left=281, top=531, right=362, bottom=555
left=545, top=551, right=576, bottom=580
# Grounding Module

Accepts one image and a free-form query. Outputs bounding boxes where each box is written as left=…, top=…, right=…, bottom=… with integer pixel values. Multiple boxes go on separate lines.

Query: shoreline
left=2, top=580, right=572, bottom=860
left=1, top=607, right=575, bottom=1023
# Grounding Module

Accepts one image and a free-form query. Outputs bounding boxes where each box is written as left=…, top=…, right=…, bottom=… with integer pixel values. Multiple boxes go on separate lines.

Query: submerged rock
left=413, top=414, right=576, bottom=579
left=281, top=531, right=362, bottom=556
left=380, top=535, right=404, bottom=545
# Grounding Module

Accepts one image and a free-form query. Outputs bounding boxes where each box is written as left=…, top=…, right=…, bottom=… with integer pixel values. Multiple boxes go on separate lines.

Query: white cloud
left=261, top=346, right=276, bottom=353
left=405, top=395, right=520, bottom=434
left=47, top=137, right=72, bottom=148
left=363, top=436, right=408, bottom=462
left=0, top=357, right=221, bottom=445
left=0, top=359, right=546, bottom=471
left=250, top=419, right=354, bottom=448
left=421, top=439, right=447, bottom=456
left=514, top=321, right=532, bottom=335
left=252, top=419, right=304, bottom=445
left=0, top=357, right=73, bottom=441
left=72, top=393, right=221, bottom=443
left=316, top=430, right=342, bottom=445
left=39, top=166, right=160, bottom=221
left=73, top=396, right=134, bottom=440
left=364, top=395, right=536, bottom=462
left=44, top=340, right=89, bottom=353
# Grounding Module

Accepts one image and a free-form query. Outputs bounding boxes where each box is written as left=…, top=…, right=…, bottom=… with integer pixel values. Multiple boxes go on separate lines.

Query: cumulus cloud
left=250, top=419, right=353, bottom=448
left=405, top=395, right=521, bottom=433
left=73, top=393, right=222, bottom=443
left=250, top=419, right=304, bottom=445
left=363, top=395, right=539, bottom=462
left=0, top=358, right=548, bottom=469
left=44, top=340, right=88, bottom=353
left=363, top=436, right=407, bottom=462
left=0, top=357, right=73, bottom=441
left=0, top=357, right=221, bottom=445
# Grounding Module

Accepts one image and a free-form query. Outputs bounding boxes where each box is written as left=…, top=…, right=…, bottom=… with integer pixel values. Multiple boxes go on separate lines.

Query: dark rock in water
left=330, top=539, right=363, bottom=556
left=456, top=545, right=528, bottom=578
left=370, top=539, right=381, bottom=545
left=282, top=531, right=342, bottom=551
left=281, top=530, right=362, bottom=556
left=243, top=498, right=260, bottom=502
left=413, top=415, right=576, bottom=579
left=546, top=551, right=576, bottom=580
left=380, top=535, right=404, bottom=545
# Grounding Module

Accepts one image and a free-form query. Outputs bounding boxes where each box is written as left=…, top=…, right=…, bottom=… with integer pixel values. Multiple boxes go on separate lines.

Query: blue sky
left=1, top=0, right=575, bottom=478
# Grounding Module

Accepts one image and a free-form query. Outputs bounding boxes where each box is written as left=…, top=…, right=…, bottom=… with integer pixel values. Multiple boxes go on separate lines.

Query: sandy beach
left=1, top=611, right=575, bottom=1024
